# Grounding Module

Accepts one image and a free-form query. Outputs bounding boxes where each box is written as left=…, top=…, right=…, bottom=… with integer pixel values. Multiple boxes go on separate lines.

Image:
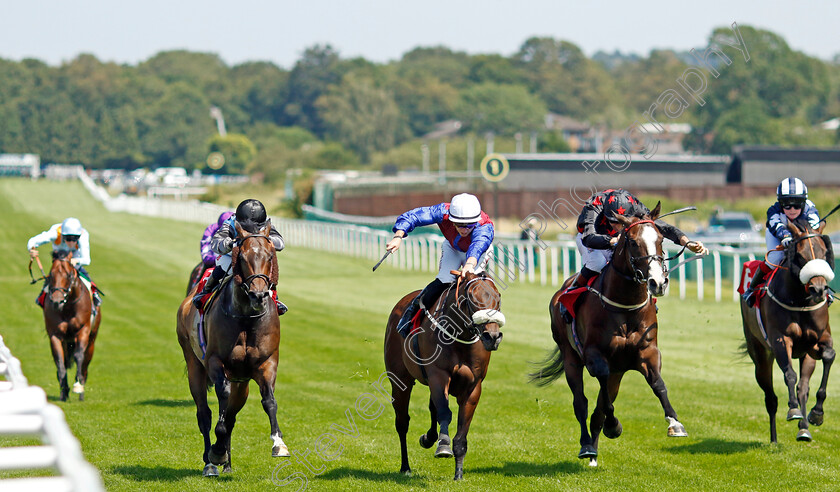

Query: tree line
left=0, top=24, right=837, bottom=182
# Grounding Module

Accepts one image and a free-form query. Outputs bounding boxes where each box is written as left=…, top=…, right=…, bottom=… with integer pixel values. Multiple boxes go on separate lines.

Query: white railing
left=0, top=335, right=104, bottom=492
left=74, top=169, right=816, bottom=302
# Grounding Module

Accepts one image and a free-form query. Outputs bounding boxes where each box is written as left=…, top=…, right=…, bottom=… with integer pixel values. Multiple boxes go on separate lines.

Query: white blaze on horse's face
left=640, top=224, right=668, bottom=296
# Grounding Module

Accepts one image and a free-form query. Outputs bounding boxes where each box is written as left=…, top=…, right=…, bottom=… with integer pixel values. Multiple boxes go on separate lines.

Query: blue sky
left=2, top=0, right=838, bottom=68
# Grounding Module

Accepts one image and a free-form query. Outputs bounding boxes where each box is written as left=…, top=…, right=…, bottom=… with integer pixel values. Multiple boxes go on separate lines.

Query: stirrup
left=742, top=289, right=755, bottom=307
left=559, top=304, right=573, bottom=324
left=276, top=300, right=288, bottom=315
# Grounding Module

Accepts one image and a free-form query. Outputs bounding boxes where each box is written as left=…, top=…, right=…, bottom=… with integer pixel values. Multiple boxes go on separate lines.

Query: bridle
left=786, top=232, right=835, bottom=295
left=234, top=234, right=276, bottom=294
left=48, top=259, right=79, bottom=306
left=614, top=219, right=671, bottom=285
left=427, top=274, right=503, bottom=344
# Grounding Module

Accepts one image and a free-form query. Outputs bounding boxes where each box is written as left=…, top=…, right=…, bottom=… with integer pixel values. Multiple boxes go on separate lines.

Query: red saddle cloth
left=409, top=310, right=424, bottom=336
left=194, top=267, right=216, bottom=313
left=738, top=260, right=776, bottom=307
left=558, top=275, right=599, bottom=319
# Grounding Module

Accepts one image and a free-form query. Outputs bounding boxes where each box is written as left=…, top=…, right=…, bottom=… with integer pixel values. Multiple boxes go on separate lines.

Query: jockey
left=386, top=193, right=494, bottom=338
left=743, top=177, right=822, bottom=305
left=192, top=199, right=288, bottom=315
left=559, top=189, right=708, bottom=322
left=201, top=211, right=234, bottom=268
left=27, top=217, right=102, bottom=310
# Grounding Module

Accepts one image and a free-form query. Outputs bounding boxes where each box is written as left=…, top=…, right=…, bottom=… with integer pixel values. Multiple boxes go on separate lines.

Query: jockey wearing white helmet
left=386, top=193, right=495, bottom=338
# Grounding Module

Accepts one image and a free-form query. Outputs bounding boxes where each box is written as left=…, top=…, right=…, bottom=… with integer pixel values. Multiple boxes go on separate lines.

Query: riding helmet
left=603, top=190, right=636, bottom=222
left=235, top=199, right=267, bottom=233
left=61, top=217, right=84, bottom=236
left=449, top=194, right=482, bottom=224
left=777, top=177, right=807, bottom=206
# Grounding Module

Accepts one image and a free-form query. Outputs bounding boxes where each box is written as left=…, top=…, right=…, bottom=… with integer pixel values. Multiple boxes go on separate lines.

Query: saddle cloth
left=738, top=260, right=777, bottom=308
left=558, top=275, right=599, bottom=319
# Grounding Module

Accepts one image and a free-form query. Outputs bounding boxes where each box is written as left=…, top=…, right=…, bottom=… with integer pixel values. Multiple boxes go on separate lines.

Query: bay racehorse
left=384, top=270, right=505, bottom=480
left=43, top=249, right=101, bottom=401
left=177, top=220, right=290, bottom=477
left=740, top=220, right=834, bottom=442
left=531, top=203, right=688, bottom=466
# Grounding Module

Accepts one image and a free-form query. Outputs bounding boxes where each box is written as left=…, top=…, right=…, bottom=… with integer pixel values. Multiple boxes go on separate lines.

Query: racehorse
left=531, top=203, right=688, bottom=466
left=740, top=220, right=834, bottom=442
left=43, top=249, right=101, bottom=401
left=384, top=270, right=505, bottom=480
left=176, top=220, right=290, bottom=477
left=187, top=261, right=208, bottom=295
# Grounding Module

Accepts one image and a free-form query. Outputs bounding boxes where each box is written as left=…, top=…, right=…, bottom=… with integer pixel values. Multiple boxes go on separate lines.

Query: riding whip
left=819, top=202, right=840, bottom=223
left=658, top=206, right=697, bottom=220
left=670, top=253, right=704, bottom=271
left=28, top=256, right=47, bottom=284
left=372, top=250, right=392, bottom=272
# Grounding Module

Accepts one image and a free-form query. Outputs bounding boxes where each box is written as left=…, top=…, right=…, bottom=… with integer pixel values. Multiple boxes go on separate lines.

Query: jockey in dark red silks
left=558, top=189, right=708, bottom=323
left=386, top=193, right=495, bottom=338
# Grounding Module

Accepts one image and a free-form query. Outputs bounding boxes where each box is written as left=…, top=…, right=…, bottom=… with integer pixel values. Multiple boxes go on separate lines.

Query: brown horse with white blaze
left=532, top=204, right=688, bottom=466
left=43, top=249, right=101, bottom=401
left=740, top=220, right=834, bottom=443
left=177, top=220, right=290, bottom=477
left=384, top=270, right=504, bottom=481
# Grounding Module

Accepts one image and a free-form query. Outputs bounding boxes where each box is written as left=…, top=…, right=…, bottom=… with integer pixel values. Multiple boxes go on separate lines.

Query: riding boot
left=742, top=267, right=767, bottom=307
left=558, top=267, right=597, bottom=324
left=193, top=269, right=223, bottom=309
left=276, top=297, right=288, bottom=315
left=397, top=279, right=448, bottom=338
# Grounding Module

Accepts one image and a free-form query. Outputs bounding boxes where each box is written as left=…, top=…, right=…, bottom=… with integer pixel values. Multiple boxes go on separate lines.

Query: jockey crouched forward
left=28, top=217, right=103, bottom=315
left=558, top=189, right=708, bottom=323
left=192, top=199, right=288, bottom=315
left=387, top=193, right=494, bottom=338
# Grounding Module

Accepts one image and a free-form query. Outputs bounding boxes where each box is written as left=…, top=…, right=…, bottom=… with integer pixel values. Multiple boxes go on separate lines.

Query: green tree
left=454, top=83, right=546, bottom=135
left=282, top=44, right=343, bottom=136
left=207, top=133, right=257, bottom=174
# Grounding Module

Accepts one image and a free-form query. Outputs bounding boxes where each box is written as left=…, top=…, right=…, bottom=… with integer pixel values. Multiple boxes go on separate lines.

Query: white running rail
left=0, top=335, right=104, bottom=491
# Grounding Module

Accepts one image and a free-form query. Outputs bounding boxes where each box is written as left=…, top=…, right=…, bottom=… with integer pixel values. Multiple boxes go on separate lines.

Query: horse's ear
left=234, top=220, right=246, bottom=237
left=649, top=201, right=661, bottom=221
left=787, top=221, right=804, bottom=237
left=817, top=220, right=826, bottom=234
left=260, top=219, right=272, bottom=235
left=612, top=213, right=632, bottom=227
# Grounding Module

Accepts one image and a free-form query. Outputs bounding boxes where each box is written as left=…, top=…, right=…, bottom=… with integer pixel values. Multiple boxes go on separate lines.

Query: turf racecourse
left=1, top=178, right=838, bottom=492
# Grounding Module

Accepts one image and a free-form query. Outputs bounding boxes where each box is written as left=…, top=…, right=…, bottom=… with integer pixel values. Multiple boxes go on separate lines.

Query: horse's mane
left=52, top=249, right=71, bottom=261
left=230, top=237, right=279, bottom=285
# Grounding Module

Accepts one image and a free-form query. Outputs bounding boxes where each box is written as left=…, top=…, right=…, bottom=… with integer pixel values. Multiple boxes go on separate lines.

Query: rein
left=48, top=259, right=80, bottom=306
left=764, top=232, right=833, bottom=311
left=427, top=274, right=502, bottom=345
left=28, top=256, right=47, bottom=284
left=225, top=233, right=277, bottom=319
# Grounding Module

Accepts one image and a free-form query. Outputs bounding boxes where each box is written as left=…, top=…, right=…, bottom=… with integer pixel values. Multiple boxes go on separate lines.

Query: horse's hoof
left=202, top=464, right=219, bottom=477
left=419, top=434, right=436, bottom=449
left=604, top=420, right=623, bottom=439
left=208, top=449, right=229, bottom=466
left=72, top=382, right=84, bottom=394
left=796, top=429, right=812, bottom=442
left=453, top=470, right=464, bottom=481
left=578, top=445, right=597, bottom=459
left=787, top=408, right=804, bottom=421
left=588, top=458, right=598, bottom=467
left=273, top=443, right=290, bottom=457
left=434, top=439, right=453, bottom=458
left=78, top=392, right=85, bottom=402
left=222, top=462, right=232, bottom=473
left=668, top=422, right=688, bottom=437
left=400, top=468, right=412, bottom=476
left=808, top=409, right=824, bottom=426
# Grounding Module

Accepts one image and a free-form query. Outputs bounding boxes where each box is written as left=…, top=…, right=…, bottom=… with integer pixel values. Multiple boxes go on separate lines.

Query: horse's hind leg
left=254, top=358, right=289, bottom=457
left=808, top=345, right=836, bottom=429
left=48, top=335, right=69, bottom=401
left=389, top=371, right=415, bottom=474
left=419, top=396, right=438, bottom=449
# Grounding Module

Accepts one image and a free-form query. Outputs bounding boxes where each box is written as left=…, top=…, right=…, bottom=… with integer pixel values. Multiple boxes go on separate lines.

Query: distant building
left=728, top=145, right=840, bottom=185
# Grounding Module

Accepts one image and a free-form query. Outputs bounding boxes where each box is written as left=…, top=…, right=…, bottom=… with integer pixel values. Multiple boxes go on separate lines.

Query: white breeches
left=576, top=233, right=613, bottom=273
left=436, top=240, right=487, bottom=283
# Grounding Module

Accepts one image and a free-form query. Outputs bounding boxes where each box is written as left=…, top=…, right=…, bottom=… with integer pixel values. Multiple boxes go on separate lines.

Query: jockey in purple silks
left=201, top=211, right=234, bottom=268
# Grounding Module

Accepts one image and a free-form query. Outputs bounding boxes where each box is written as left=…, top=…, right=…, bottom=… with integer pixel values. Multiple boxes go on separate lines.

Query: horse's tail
left=528, top=347, right=565, bottom=387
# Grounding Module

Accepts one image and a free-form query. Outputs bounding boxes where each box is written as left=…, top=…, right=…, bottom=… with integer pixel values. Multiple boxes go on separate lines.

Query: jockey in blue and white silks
left=744, top=177, right=823, bottom=304
left=387, top=193, right=495, bottom=337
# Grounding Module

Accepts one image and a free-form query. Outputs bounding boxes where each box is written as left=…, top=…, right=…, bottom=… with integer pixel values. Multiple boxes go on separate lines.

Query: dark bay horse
left=177, top=220, right=289, bottom=477
left=384, top=270, right=505, bottom=480
left=740, top=220, right=834, bottom=442
left=43, top=250, right=101, bottom=401
left=532, top=204, right=688, bottom=466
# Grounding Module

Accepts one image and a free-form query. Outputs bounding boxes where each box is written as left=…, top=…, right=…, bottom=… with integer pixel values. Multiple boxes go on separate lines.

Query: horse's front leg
left=72, top=328, right=91, bottom=400
left=807, top=344, right=835, bottom=430
left=427, top=370, right=453, bottom=458
left=254, top=356, right=289, bottom=457
left=770, top=335, right=802, bottom=421
left=207, top=357, right=232, bottom=469
left=48, top=334, right=69, bottom=401
left=452, top=381, right=482, bottom=481
left=639, top=350, right=687, bottom=437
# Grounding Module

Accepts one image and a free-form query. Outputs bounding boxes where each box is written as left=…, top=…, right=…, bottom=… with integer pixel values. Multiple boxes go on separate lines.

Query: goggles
left=455, top=222, right=478, bottom=229
left=64, top=235, right=80, bottom=242
left=780, top=201, right=804, bottom=210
